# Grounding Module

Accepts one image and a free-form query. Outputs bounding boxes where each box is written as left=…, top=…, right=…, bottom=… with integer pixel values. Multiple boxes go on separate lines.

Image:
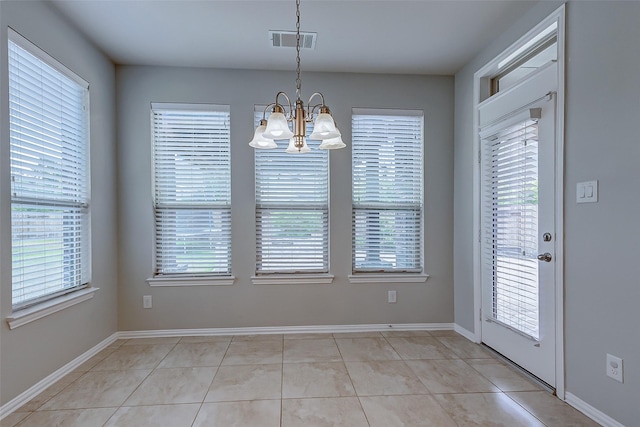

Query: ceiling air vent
left=269, top=30, right=317, bottom=50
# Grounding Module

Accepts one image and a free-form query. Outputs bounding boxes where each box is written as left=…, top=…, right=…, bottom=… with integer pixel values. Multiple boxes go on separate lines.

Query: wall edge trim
left=454, top=323, right=477, bottom=342
left=565, top=392, right=625, bottom=427
left=117, top=323, right=455, bottom=338
left=0, top=333, right=118, bottom=420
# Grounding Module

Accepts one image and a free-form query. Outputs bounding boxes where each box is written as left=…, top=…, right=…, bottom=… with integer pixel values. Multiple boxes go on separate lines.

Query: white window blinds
left=9, top=32, right=90, bottom=309
left=254, top=111, right=329, bottom=274
left=352, top=110, right=424, bottom=273
left=152, top=104, right=231, bottom=276
left=481, top=118, right=540, bottom=339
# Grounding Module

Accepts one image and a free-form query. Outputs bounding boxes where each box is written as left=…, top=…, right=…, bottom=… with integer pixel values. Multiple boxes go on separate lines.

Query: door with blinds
left=479, top=63, right=557, bottom=386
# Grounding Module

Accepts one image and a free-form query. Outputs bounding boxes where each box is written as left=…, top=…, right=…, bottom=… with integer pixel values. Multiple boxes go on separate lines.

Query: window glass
left=152, top=104, right=231, bottom=276
left=9, top=32, right=90, bottom=309
left=351, top=110, right=424, bottom=273
left=491, top=23, right=558, bottom=94
left=254, top=110, right=329, bottom=274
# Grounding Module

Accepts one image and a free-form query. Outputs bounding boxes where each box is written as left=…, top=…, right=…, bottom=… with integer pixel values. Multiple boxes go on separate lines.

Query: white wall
left=454, top=1, right=640, bottom=424
left=0, top=1, right=118, bottom=405
left=116, top=66, right=455, bottom=330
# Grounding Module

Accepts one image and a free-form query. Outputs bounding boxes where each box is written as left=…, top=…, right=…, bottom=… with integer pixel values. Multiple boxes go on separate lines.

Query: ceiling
left=49, top=0, right=537, bottom=75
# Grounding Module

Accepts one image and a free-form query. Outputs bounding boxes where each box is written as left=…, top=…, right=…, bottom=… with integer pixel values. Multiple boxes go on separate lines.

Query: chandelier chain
left=295, top=0, right=302, bottom=101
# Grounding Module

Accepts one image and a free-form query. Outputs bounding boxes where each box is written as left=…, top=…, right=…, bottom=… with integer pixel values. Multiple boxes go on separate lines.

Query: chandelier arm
left=307, top=103, right=324, bottom=117
left=307, top=92, right=326, bottom=107
left=275, top=91, right=293, bottom=118
left=262, top=102, right=276, bottom=120
left=306, top=92, right=329, bottom=119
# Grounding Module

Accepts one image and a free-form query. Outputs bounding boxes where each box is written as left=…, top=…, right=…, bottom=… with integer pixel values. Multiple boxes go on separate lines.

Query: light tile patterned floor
left=1, top=331, right=600, bottom=427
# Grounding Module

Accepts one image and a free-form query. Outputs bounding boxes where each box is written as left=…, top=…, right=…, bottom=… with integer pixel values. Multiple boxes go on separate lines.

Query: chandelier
left=249, top=0, right=346, bottom=153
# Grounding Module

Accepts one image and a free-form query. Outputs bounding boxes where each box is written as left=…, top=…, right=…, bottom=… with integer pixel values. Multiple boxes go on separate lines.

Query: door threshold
left=482, top=343, right=555, bottom=395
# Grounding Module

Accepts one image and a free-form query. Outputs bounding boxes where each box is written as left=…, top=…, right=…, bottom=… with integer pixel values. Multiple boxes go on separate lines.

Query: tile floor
left=1, top=330, right=600, bottom=427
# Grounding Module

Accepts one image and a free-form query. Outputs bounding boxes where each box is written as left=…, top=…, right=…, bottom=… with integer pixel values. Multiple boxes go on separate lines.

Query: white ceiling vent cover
left=269, top=30, right=317, bottom=50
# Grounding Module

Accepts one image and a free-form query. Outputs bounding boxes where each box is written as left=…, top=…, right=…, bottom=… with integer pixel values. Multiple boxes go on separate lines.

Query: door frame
left=471, top=5, right=566, bottom=399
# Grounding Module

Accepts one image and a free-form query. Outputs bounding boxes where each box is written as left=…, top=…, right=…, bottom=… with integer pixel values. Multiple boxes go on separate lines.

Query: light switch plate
left=577, top=180, right=598, bottom=203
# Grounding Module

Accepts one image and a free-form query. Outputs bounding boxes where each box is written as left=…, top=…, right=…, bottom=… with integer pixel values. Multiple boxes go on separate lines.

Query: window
left=9, top=31, right=90, bottom=309
left=491, top=22, right=558, bottom=94
left=254, top=110, right=329, bottom=275
left=151, top=103, right=231, bottom=277
left=480, top=117, right=540, bottom=338
left=352, top=109, right=424, bottom=273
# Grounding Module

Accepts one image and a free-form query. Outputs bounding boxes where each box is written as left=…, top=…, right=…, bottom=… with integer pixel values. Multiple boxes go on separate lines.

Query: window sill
left=348, top=273, right=430, bottom=284
left=252, top=274, right=334, bottom=285
left=146, top=275, right=235, bottom=287
left=6, top=287, right=99, bottom=330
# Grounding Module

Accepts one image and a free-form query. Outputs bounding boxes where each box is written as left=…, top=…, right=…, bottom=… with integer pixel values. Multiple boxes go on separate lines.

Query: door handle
left=537, top=253, right=552, bottom=262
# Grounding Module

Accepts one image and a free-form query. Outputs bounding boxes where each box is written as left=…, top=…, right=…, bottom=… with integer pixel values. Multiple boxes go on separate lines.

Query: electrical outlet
left=606, top=353, right=623, bottom=383
left=143, top=295, right=152, bottom=309
left=388, top=290, right=397, bottom=303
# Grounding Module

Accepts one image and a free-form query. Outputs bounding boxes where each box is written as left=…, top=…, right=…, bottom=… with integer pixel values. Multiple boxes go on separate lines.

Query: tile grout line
left=100, top=339, right=180, bottom=425
left=335, top=335, right=373, bottom=426
left=43, top=341, right=127, bottom=415
left=417, top=334, right=540, bottom=427
left=189, top=336, right=233, bottom=426
left=500, top=391, right=553, bottom=427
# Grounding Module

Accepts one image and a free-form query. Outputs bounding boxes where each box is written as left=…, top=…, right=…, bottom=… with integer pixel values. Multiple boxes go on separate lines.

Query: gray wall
left=563, top=2, right=639, bottom=423
left=0, top=1, right=118, bottom=405
left=454, top=1, right=640, bottom=424
left=116, top=66, right=454, bottom=330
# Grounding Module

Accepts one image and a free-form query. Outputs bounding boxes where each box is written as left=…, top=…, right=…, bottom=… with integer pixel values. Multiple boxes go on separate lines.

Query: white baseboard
left=565, top=392, right=625, bottom=427
left=117, top=322, right=455, bottom=339
left=0, top=333, right=118, bottom=420
left=454, top=323, right=477, bottom=342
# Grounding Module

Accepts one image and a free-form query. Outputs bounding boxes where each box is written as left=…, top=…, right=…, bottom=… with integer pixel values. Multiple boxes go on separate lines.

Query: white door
left=479, top=63, right=557, bottom=387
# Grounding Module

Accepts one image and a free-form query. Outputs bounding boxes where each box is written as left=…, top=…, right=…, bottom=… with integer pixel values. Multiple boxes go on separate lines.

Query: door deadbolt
left=543, top=233, right=552, bottom=242
left=537, top=253, right=552, bottom=262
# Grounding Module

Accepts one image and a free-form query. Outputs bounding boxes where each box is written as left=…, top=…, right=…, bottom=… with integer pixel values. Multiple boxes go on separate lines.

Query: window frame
left=147, top=102, right=234, bottom=287
left=491, top=33, right=557, bottom=94
left=486, top=21, right=559, bottom=98
left=349, top=108, right=428, bottom=282
left=8, top=28, right=92, bottom=311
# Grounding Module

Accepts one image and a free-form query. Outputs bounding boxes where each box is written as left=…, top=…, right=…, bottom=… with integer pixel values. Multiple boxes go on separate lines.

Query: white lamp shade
left=318, top=127, right=346, bottom=149
left=249, top=124, right=277, bottom=149
left=263, top=112, right=294, bottom=139
left=285, top=137, right=311, bottom=153
left=309, top=113, right=339, bottom=140
left=318, top=133, right=346, bottom=149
